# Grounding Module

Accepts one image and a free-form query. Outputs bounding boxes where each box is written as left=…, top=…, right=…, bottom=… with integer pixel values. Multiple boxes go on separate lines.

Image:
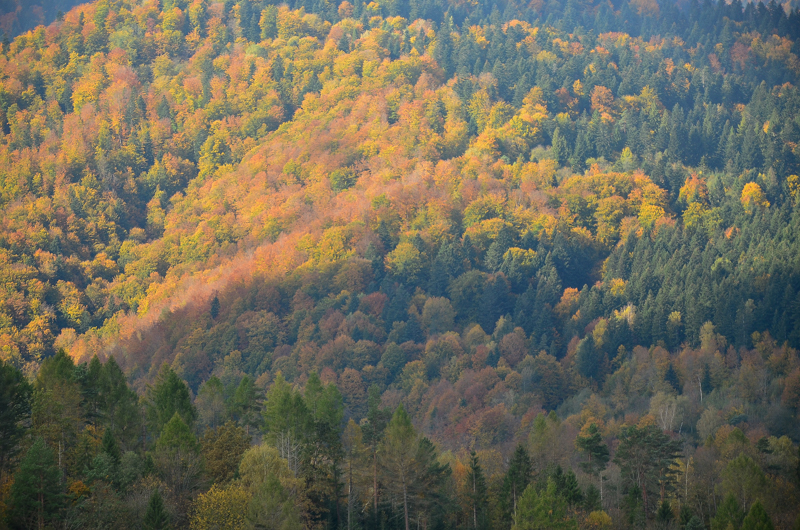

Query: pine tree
left=576, top=423, right=610, bottom=476
left=576, top=422, right=610, bottom=501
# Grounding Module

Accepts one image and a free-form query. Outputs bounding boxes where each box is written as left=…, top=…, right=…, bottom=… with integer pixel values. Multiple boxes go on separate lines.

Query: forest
left=0, top=0, right=800, bottom=527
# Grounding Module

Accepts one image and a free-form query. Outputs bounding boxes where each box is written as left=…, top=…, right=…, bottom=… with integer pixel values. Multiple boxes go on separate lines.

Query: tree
left=379, top=405, right=418, bottom=530
left=9, top=438, right=64, bottom=530
left=656, top=500, right=674, bottom=525
left=576, top=423, right=610, bottom=498
left=0, top=360, right=32, bottom=475
left=362, top=384, right=391, bottom=524
left=143, top=489, right=171, bottom=530
left=98, top=356, right=141, bottom=451
left=614, top=424, right=682, bottom=516
left=501, top=444, right=532, bottom=523
left=196, top=376, right=227, bottom=430
left=712, top=494, right=744, bottom=530
left=721, top=455, right=766, bottom=513
left=152, top=413, right=203, bottom=513
left=741, top=501, right=774, bottom=530
left=421, top=297, right=456, bottom=336
left=101, top=427, right=121, bottom=467
left=552, top=127, right=568, bottom=167
left=342, top=419, right=366, bottom=530
left=513, top=479, right=578, bottom=530
left=31, top=351, right=84, bottom=480
left=238, top=444, right=306, bottom=529
left=466, top=451, right=489, bottom=530
left=145, top=364, right=197, bottom=437
left=377, top=405, right=450, bottom=530
left=740, top=182, right=770, bottom=213
left=201, top=421, right=251, bottom=484
left=229, top=375, right=261, bottom=435
left=189, top=483, right=249, bottom=530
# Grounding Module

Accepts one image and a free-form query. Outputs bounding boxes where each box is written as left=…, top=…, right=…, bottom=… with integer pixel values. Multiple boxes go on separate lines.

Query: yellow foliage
left=585, top=510, right=613, bottom=529
left=740, top=182, right=770, bottom=213
left=608, top=278, right=626, bottom=297
left=788, top=175, right=800, bottom=204
left=190, top=483, right=250, bottom=530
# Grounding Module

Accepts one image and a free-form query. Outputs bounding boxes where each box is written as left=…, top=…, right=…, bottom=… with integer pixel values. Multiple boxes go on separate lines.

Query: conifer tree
left=0, top=360, right=32, bottom=475
left=502, top=444, right=533, bottom=523
left=145, top=364, right=197, bottom=436
left=711, top=494, right=744, bottom=530
left=514, top=479, right=577, bottom=530
left=576, top=423, right=610, bottom=500
left=143, top=489, right=171, bottom=530
left=380, top=405, right=418, bottom=530
left=10, top=438, right=64, bottom=530
left=741, top=501, right=774, bottom=530
left=466, top=451, right=489, bottom=530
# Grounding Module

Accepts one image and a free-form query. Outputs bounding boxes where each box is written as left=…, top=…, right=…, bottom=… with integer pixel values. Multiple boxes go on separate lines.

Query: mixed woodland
left=1, top=0, right=800, bottom=527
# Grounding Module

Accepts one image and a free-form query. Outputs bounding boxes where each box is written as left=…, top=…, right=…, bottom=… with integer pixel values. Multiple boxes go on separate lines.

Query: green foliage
left=501, top=444, right=532, bottom=524
left=156, top=413, right=199, bottom=453
left=712, top=494, right=744, bottom=530
left=513, top=479, right=577, bottom=530
left=614, top=424, right=682, bottom=516
left=10, top=438, right=65, bottom=529
left=0, top=360, right=32, bottom=473
left=143, top=489, right=171, bottom=530
left=201, top=421, right=251, bottom=484
left=576, top=423, right=609, bottom=477
left=741, top=501, right=774, bottom=530
left=146, top=364, right=197, bottom=436
left=466, top=451, right=489, bottom=530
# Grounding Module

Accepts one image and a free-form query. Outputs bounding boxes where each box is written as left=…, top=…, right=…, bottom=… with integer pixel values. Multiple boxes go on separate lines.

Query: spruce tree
left=145, top=364, right=197, bottom=436
left=741, top=501, right=774, bottom=530
left=712, top=494, right=744, bottom=530
left=143, top=489, right=171, bottom=530
left=466, top=451, right=489, bottom=530
left=502, top=444, right=533, bottom=523
left=0, top=360, right=32, bottom=474
left=10, top=438, right=64, bottom=530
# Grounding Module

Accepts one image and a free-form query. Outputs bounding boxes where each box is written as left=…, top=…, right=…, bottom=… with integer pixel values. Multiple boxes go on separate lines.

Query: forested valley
left=1, top=0, right=800, bottom=527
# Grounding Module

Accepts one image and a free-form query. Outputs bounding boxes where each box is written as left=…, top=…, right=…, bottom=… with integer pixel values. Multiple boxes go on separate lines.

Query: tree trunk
left=512, top=483, right=517, bottom=522
left=403, top=474, right=410, bottom=530
left=473, top=472, right=477, bottom=529
left=38, top=489, right=44, bottom=530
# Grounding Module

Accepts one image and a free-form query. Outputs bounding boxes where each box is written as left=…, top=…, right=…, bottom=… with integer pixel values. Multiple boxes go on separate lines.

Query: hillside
left=1, top=0, right=800, bottom=528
